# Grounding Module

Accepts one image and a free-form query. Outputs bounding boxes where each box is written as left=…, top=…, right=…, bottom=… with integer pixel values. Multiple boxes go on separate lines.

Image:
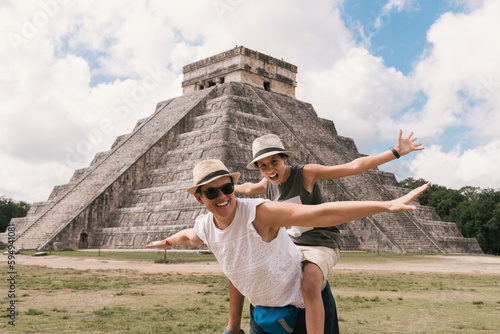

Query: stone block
left=10, top=48, right=480, bottom=254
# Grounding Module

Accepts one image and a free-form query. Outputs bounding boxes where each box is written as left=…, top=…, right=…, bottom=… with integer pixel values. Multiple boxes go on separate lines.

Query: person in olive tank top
left=146, top=159, right=429, bottom=334
left=235, top=131, right=424, bottom=334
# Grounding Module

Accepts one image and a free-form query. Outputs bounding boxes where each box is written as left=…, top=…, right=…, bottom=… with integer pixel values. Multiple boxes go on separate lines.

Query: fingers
left=406, top=205, right=417, bottom=211
left=389, top=203, right=417, bottom=213
left=413, top=141, right=425, bottom=150
left=411, top=183, right=427, bottom=193
left=403, top=182, right=429, bottom=204
left=413, top=182, right=430, bottom=196
left=146, top=241, right=163, bottom=248
left=407, top=133, right=425, bottom=151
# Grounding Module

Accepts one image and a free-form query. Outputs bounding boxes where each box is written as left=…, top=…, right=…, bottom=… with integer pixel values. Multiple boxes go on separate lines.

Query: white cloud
left=406, top=141, right=500, bottom=190
left=382, top=0, right=499, bottom=189
left=300, top=46, right=418, bottom=149
left=0, top=1, right=186, bottom=202
left=1, top=0, right=500, bottom=204
left=409, top=0, right=500, bottom=136
left=382, top=0, right=417, bottom=12
left=448, top=0, right=486, bottom=11
left=376, top=0, right=418, bottom=28
left=346, top=0, right=418, bottom=48
left=299, top=0, right=500, bottom=191
left=0, top=150, right=70, bottom=203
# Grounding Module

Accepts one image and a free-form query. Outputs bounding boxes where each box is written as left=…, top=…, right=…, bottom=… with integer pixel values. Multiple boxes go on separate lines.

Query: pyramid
left=6, top=46, right=482, bottom=254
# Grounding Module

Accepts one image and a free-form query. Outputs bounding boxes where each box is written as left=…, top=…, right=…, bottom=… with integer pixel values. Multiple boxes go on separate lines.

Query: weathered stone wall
left=91, top=83, right=277, bottom=249
left=6, top=78, right=482, bottom=254
left=182, top=46, right=297, bottom=98
left=48, top=143, right=161, bottom=250
left=12, top=88, right=215, bottom=250
left=244, top=84, right=475, bottom=253
left=47, top=92, right=218, bottom=250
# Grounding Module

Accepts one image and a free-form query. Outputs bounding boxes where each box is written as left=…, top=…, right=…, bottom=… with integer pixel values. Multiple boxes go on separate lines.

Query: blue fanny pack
left=253, top=305, right=299, bottom=334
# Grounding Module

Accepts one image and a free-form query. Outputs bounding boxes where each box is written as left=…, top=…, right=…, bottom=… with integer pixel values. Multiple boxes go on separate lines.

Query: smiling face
left=194, top=176, right=237, bottom=228
left=257, top=154, right=290, bottom=185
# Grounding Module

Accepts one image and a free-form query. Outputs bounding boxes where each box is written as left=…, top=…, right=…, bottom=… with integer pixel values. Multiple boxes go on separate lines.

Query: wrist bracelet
left=390, top=147, right=400, bottom=159
left=164, top=238, right=172, bottom=247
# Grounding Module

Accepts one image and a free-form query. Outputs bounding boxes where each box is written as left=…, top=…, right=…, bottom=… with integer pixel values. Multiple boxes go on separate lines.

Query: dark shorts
left=249, top=280, right=339, bottom=334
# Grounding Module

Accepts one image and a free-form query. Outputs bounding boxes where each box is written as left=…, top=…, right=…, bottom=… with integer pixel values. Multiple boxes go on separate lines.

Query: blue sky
left=1, top=0, right=499, bottom=203
left=341, top=0, right=477, bottom=155
left=342, top=0, right=449, bottom=75
left=342, top=0, right=469, bottom=152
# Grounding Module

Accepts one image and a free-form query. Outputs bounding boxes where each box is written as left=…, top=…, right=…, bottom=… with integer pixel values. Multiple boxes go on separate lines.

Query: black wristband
left=390, top=147, right=400, bottom=159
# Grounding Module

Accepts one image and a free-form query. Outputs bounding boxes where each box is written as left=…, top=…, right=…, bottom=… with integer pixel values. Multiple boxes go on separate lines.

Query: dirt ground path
left=16, top=253, right=500, bottom=275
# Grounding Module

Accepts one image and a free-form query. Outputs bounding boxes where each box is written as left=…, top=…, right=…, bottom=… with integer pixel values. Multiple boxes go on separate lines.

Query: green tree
left=449, top=189, right=500, bottom=255
left=398, top=178, right=465, bottom=216
left=426, top=187, right=465, bottom=221
left=458, top=185, right=481, bottom=202
left=398, top=177, right=428, bottom=189
left=399, top=179, right=500, bottom=255
left=0, top=196, right=31, bottom=233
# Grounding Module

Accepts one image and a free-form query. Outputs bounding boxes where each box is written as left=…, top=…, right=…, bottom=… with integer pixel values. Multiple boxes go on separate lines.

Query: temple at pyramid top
left=182, top=45, right=298, bottom=98
left=1, top=45, right=482, bottom=255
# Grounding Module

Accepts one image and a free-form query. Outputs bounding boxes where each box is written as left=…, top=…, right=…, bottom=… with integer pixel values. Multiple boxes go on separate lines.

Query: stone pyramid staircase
left=248, top=86, right=481, bottom=253
left=7, top=81, right=482, bottom=253
left=90, top=83, right=278, bottom=248
left=12, top=88, right=215, bottom=250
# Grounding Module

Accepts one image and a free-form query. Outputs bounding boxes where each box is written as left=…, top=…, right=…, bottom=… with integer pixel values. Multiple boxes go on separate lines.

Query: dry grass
left=330, top=271, right=500, bottom=333
left=1, top=252, right=499, bottom=333
left=1, top=265, right=247, bottom=333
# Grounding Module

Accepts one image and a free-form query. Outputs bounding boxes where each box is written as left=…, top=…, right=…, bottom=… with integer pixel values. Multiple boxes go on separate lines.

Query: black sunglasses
left=200, top=182, right=234, bottom=200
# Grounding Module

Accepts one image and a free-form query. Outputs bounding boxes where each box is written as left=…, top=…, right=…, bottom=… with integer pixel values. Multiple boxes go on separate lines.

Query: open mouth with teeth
left=268, top=173, right=279, bottom=182
left=215, top=200, right=229, bottom=207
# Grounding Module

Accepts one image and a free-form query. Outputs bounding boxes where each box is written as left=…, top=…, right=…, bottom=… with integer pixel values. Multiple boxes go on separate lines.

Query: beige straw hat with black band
left=246, top=134, right=294, bottom=170
left=186, top=159, right=241, bottom=195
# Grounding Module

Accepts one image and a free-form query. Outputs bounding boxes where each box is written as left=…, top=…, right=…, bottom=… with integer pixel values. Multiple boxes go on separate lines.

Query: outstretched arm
left=234, top=177, right=267, bottom=196
left=303, top=130, right=424, bottom=187
left=256, top=183, right=429, bottom=229
left=146, top=228, right=203, bottom=248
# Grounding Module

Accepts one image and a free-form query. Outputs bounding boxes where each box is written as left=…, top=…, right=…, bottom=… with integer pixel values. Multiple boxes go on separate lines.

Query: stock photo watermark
left=50, top=63, right=171, bottom=181
left=339, top=5, right=396, bottom=61
left=7, top=0, right=70, bottom=53
left=6, top=225, right=17, bottom=326
left=212, top=0, right=243, bottom=20
left=475, top=74, right=500, bottom=99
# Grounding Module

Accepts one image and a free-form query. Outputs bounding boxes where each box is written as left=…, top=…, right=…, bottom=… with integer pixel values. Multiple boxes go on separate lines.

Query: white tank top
left=195, top=198, right=305, bottom=307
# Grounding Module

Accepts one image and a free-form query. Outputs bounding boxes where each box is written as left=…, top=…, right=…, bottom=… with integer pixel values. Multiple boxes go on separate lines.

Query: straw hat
left=246, top=134, right=294, bottom=170
left=186, top=159, right=241, bottom=195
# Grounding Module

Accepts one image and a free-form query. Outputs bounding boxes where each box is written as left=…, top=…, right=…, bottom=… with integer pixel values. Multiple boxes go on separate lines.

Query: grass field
left=18, top=249, right=218, bottom=263
left=1, top=252, right=499, bottom=333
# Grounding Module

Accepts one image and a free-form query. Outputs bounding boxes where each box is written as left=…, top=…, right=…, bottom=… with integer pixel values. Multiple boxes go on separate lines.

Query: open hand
left=388, top=182, right=429, bottom=213
left=395, top=130, right=425, bottom=156
left=146, top=240, right=170, bottom=249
